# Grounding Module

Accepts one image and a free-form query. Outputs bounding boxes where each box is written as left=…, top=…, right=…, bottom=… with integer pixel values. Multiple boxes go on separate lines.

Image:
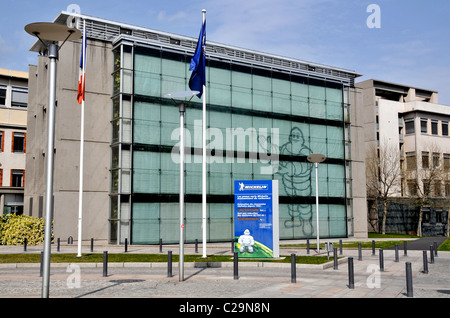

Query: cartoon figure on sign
left=238, top=229, right=255, bottom=253
left=259, top=127, right=314, bottom=236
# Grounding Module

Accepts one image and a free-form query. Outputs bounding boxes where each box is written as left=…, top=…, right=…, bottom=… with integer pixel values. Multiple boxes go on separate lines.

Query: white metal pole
left=201, top=9, right=207, bottom=258
left=42, top=43, right=58, bottom=298
left=315, top=162, right=320, bottom=253
left=179, top=103, right=186, bottom=281
left=77, top=21, right=86, bottom=258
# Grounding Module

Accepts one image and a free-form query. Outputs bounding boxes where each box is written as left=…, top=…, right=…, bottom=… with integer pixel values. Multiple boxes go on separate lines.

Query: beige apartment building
left=0, top=68, right=28, bottom=214
left=358, top=79, right=449, bottom=235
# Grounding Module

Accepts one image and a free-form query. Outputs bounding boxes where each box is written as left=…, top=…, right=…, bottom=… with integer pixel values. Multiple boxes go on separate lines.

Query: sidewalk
left=0, top=238, right=449, bottom=300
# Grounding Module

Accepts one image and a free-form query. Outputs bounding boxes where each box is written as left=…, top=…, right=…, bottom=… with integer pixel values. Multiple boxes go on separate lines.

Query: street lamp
left=307, top=153, right=326, bottom=253
left=164, top=90, right=199, bottom=282
left=25, top=22, right=81, bottom=298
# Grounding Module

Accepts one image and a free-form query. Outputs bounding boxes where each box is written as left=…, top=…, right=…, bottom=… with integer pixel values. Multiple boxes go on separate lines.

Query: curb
left=0, top=257, right=348, bottom=270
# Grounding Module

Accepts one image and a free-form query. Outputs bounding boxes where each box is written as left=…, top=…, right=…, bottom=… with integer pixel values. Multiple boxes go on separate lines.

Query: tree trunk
left=416, top=200, right=424, bottom=237
left=447, top=204, right=450, bottom=238
left=382, top=199, right=387, bottom=235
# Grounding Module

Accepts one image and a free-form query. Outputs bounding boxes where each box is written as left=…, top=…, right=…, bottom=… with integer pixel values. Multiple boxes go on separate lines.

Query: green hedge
left=0, top=214, right=51, bottom=245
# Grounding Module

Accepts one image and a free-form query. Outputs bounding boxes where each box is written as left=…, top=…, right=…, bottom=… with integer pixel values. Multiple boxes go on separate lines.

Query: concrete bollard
left=405, top=262, right=413, bottom=297
left=291, top=254, right=296, bottom=283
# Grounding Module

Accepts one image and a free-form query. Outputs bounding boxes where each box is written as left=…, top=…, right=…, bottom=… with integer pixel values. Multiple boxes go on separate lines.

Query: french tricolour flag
left=77, top=24, right=86, bottom=104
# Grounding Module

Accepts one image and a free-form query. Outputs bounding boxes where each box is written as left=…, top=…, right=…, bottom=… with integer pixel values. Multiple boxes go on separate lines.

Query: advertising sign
left=234, top=180, right=279, bottom=258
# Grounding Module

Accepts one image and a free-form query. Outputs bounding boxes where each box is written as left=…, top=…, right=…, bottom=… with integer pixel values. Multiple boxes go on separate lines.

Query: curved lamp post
left=164, top=90, right=199, bottom=281
left=25, top=22, right=81, bottom=298
left=307, top=153, right=326, bottom=253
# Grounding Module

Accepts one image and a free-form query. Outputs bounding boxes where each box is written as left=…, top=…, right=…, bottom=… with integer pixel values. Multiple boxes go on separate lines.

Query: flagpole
left=201, top=9, right=207, bottom=258
left=77, top=20, right=86, bottom=257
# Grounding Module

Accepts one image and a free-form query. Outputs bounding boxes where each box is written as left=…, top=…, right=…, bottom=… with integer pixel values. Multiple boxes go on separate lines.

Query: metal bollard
left=405, top=262, right=413, bottom=297
left=339, top=239, right=343, bottom=255
left=422, top=250, right=428, bottom=274
left=394, top=244, right=399, bottom=262
left=306, top=239, right=310, bottom=255
left=291, top=253, right=296, bottom=283
left=103, top=251, right=108, bottom=277
left=233, top=252, right=239, bottom=280
left=379, top=249, right=384, bottom=272
left=57, top=238, right=60, bottom=252
left=231, top=238, right=235, bottom=253
left=358, top=242, right=362, bottom=261
left=429, top=245, right=434, bottom=264
left=372, top=240, right=375, bottom=256
left=195, top=239, right=198, bottom=254
left=159, top=238, right=163, bottom=253
left=168, top=251, right=173, bottom=278
left=40, top=251, right=44, bottom=277
left=90, top=238, right=94, bottom=253
left=125, top=238, right=128, bottom=253
left=333, top=247, right=338, bottom=270
left=403, top=241, right=407, bottom=256
left=348, top=257, right=354, bottom=289
left=433, top=241, right=438, bottom=257
left=24, top=238, right=27, bottom=252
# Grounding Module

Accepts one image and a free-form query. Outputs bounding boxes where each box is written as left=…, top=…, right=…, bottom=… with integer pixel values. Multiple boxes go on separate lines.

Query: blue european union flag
left=189, top=20, right=206, bottom=98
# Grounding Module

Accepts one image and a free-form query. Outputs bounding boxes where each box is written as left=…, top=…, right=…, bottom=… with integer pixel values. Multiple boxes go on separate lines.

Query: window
left=446, top=181, right=450, bottom=197
left=406, top=152, right=416, bottom=170
left=443, top=121, right=449, bottom=136
left=433, top=152, right=440, bottom=168
left=407, top=179, right=417, bottom=196
left=434, top=181, right=442, bottom=197
left=422, top=152, right=429, bottom=169
left=11, top=169, right=24, bottom=187
left=431, top=120, right=438, bottom=135
left=444, top=154, right=450, bottom=171
left=0, top=85, right=6, bottom=106
left=12, top=132, right=26, bottom=153
left=0, top=131, right=3, bottom=152
left=423, top=179, right=430, bottom=195
left=436, top=211, right=443, bottom=223
left=405, top=119, right=415, bottom=134
left=11, top=87, right=28, bottom=108
left=421, top=118, right=428, bottom=134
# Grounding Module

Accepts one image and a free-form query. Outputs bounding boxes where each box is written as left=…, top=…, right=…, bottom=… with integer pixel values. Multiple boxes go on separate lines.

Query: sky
left=1, top=0, right=450, bottom=105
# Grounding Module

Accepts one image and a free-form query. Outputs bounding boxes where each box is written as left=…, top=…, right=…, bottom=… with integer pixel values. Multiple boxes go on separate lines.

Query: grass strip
left=0, top=253, right=336, bottom=265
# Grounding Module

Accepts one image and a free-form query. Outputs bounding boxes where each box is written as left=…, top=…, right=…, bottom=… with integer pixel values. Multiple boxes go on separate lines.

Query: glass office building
left=26, top=12, right=362, bottom=244
left=110, top=29, right=357, bottom=244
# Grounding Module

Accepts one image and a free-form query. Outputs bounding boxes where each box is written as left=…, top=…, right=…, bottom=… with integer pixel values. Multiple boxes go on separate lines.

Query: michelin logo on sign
left=238, top=182, right=268, bottom=191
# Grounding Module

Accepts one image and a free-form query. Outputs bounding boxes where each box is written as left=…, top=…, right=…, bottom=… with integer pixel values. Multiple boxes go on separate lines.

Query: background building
left=25, top=11, right=367, bottom=244
left=358, top=79, right=449, bottom=235
left=0, top=68, right=28, bottom=215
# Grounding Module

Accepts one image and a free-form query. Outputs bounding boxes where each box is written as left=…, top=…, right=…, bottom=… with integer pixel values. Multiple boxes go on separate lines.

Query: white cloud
left=157, top=10, right=188, bottom=22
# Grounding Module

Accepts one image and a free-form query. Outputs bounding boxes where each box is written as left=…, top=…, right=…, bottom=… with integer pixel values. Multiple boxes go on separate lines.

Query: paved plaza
left=0, top=238, right=449, bottom=310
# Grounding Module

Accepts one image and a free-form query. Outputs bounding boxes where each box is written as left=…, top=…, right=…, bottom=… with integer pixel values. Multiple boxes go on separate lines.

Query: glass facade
left=110, top=43, right=351, bottom=244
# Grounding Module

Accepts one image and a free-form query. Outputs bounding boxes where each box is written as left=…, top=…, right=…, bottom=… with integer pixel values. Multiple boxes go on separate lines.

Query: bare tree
left=366, top=141, right=402, bottom=235
left=403, top=143, right=449, bottom=236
